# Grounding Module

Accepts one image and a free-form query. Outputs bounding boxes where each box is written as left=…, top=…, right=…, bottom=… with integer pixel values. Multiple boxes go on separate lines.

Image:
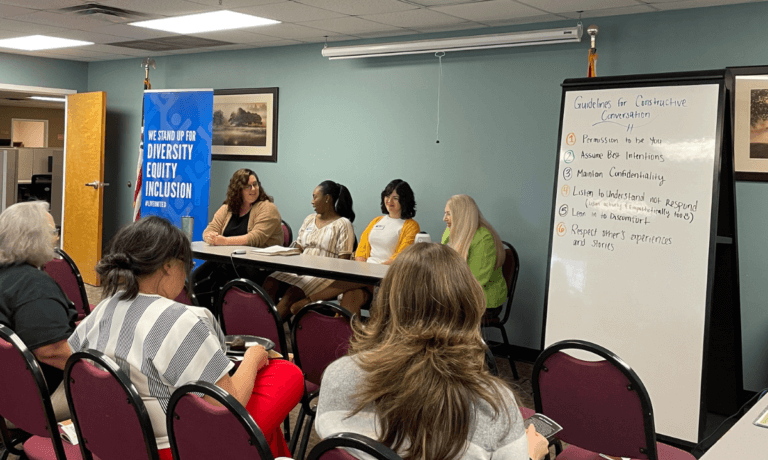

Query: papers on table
left=250, top=245, right=301, bottom=256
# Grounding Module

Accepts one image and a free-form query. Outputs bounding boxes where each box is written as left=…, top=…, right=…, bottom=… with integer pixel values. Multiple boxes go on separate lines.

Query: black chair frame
left=532, top=339, right=658, bottom=460
left=289, top=301, right=354, bottom=460
left=215, top=278, right=289, bottom=355
left=306, top=432, right=401, bottom=460
left=281, top=220, right=293, bottom=247
left=53, top=248, right=91, bottom=316
left=482, top=241, right=520, bottom=379
left=167, top=380, right=274, bottom=460
left=0, top=324, right=66, bottom=460
left=64, top=350, right=160, bottom=460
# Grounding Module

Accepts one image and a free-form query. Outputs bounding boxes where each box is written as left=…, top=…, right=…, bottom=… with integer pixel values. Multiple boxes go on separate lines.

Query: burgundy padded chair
left=64, top=350, right=159, bottom=460
left=306, top=433, right=401, bottom=460
left=43, top=248, right=93, bottom=321
left=532, top=340, right=695, bottom=460
left=281, top=220, right=293, bottom=248
left=215, top=278, right=288, bottom=355
left=167, top=381, right=273, bottom=460
left=289, top=302, right=354, bottom=460
left=173, top=288, right=199, bottom=307
left=0, top=324, right=82, bottom=460
left=481, top=241, right=520, bottom=380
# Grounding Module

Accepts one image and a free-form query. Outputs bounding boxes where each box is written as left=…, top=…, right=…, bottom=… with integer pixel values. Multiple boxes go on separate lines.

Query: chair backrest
left=215, top=278, right=287, bottom=354
left=291, top=302, right=353, bottom=386
left=306, top=432, right=401, bottom=460
left=174, top=287, right=199, bottom=306
left=44, top=248, right=91, bottom=319
left=498, top=241, right=520, bottom=322
left=167, top=381, right=274, bottom=460
left=64, top=350, right=160, bottom=460
left=281, top=220, right=293, bottom=247
left=0, top=325, right=68, bottom=459
left=532, top=340, right=657, bottom=460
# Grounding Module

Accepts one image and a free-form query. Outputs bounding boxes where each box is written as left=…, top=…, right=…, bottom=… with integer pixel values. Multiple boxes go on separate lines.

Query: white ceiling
left=0, top=0, right=759, bottom=63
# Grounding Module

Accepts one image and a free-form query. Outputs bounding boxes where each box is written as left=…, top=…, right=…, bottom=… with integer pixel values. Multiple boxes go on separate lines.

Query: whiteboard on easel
left=544, top=82, right=722, bottom=444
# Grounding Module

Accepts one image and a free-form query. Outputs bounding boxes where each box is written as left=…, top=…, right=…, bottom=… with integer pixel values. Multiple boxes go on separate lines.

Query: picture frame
left=212, top=87, right=278, bottom=162
left=729, top=66, right=768, bottom=181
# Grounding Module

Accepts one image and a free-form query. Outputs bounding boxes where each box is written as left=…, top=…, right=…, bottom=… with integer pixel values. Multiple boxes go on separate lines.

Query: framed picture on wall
left=730, top=67, right=768, bottom=181
left=212, top=87, right=278, bottom=162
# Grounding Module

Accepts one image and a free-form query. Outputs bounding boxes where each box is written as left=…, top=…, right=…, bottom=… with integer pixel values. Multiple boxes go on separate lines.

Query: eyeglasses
left=244, top=183, right=259, bottom=190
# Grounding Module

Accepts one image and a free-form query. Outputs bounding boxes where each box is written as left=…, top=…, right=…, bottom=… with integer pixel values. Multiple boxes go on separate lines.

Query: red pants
left=159, top=359, right=304, bottom=459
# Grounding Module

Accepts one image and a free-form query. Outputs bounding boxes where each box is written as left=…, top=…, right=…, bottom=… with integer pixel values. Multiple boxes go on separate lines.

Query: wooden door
left=62, top=92, right=106, bottom=285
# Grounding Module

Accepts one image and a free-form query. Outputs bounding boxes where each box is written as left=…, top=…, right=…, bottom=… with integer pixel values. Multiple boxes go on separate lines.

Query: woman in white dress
left=264, top=180, right=355, bottom=318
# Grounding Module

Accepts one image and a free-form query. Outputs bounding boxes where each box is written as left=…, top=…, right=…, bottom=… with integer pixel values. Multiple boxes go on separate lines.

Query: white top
left=68, top=293, right=233, bottom=450
left=367, top=216, right=405, bottom=264
left=272, top=214, right=355, bottom=295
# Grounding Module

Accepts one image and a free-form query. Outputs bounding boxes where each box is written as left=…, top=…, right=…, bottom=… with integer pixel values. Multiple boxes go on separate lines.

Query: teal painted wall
left=4, top=1, right=755, bottom=390
left=0, top=52, right=87, bottom=92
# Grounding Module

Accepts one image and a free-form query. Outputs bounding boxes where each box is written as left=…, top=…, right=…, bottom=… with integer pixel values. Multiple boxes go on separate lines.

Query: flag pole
left=587, top=25, right=598, bottom=78
left=133, top=58, right=155, bottom=221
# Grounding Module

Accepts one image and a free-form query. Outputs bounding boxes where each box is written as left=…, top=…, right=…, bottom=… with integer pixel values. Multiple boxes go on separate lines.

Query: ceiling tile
left=0, top=0, right=84, bottom=9
left=0, top=4, right=36, bottom=18
left=516, top=0, right=638, bottom=14
left=55, top=29, right=132, bottom=44
left=99, top=0, right=215, bottom=17
left=409, top=21, right=487, bottom=33
left=651, top=0, right=757, bottom=9
left=406, top=0, right=487, bottom=6
left=89, top=23, right=176, bottom=41
left=431, top=0, right=545, bottom=22
left=352, top=28, right=422, bottom=39
left=0, top=17, right=67, bottom=34
left=299, top=16, right=409, bottom=34
left=293, top=0, right=417, bottom=15
left=480, top=12, right=568, bottom=26
left=13, top=11, right=120, bottom=32
left=189, top=0, right=288, bottom=7
left=557, top=4, right=657, bottom=18
left=87, top=44, right=153, bottom=56
left=360, top=8, right=469, bottom=28
left=254, top=22, right=347, bottom=39
left=235, top=2, right=346, bottom=22
left=186, top=29, right=273, bottom=44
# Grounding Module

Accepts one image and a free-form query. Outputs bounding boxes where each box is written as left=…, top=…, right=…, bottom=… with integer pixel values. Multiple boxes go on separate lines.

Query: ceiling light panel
left=130, top=10, right=279, bottom=34
left=0, top=35, right=93, bottom=50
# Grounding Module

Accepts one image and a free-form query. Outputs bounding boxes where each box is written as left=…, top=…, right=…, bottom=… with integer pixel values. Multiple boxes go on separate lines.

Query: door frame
left=0, top=83, right=76, bottom=244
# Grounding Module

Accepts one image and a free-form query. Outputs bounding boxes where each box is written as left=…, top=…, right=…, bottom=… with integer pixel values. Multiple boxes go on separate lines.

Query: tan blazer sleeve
left=245, top=201, right=283, bottom=247
left=203, top=205, right=230, bottom=241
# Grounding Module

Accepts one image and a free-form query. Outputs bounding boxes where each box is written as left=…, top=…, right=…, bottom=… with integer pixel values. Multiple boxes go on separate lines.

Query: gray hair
left=0, top=201, right=55, bottom=268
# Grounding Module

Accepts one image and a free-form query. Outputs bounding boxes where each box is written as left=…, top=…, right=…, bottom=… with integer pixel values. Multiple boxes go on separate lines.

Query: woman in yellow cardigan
left=290, top=179, right=419, bottom=316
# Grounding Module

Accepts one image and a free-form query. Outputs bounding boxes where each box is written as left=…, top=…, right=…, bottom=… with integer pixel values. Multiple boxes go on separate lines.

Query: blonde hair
left=348, top=243, right=512, bottom=460
left=0, top=201, right=56, bottom=268
left=445, top=194, right=505, bottom=269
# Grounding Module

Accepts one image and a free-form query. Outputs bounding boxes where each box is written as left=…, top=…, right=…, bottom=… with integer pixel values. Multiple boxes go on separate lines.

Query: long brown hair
left=348, top=243, right=511, bottom=460
left=445, top=194, right=505, bottom=269
left=224, top=168, right=273, bottom=215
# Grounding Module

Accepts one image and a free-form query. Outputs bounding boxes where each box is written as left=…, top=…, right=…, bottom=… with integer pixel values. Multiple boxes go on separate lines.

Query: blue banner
left=141, top=90, right=212, bottom=245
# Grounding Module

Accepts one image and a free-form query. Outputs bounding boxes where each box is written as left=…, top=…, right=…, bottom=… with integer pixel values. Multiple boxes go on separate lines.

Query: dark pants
left=192, top=261, right=271, bottom=312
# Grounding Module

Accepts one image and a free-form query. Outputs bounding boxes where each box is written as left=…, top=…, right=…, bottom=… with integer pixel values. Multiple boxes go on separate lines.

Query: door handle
left=85, top=181, right=110, bottom=190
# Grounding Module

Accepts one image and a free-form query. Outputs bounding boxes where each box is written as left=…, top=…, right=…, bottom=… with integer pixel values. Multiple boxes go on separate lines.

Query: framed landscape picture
left=212, top=87, right=278, bottom=162
left=730, top=67, right=768, bottom=180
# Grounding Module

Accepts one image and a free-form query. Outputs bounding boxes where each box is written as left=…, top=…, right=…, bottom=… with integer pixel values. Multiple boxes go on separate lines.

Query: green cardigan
left=442, top=226, right=507, bottom=310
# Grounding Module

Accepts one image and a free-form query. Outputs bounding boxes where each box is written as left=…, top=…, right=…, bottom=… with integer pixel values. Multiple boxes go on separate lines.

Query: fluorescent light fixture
left=130, top=10, right=279, bottom=34
left=322, top=25, right=583, bottom=60
left=0, top=35, right=93, bottom=51
left=29, top=96, right=66, bottom=102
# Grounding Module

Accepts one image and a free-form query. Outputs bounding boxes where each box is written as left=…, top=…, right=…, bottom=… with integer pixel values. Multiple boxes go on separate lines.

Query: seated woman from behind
left=264, top=180, right=355, bottom=318
left=315, top=243, right=547, bottom=460
left=442, top=194, right=507, bottom=319
left=291, top=179, right=419, bottom=316
left=69, top=216, right=303, bottom=459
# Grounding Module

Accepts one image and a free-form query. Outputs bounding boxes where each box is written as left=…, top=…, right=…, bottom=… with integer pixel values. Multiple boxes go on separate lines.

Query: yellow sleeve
left=203, top=205, right=229, bottom=240
left=391, top=219, right=420, bottom=259
left=355, top=216, right=382, bottom=259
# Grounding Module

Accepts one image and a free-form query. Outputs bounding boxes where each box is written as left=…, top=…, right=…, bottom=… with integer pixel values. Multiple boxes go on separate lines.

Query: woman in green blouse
left=442, top=194, right=507, bottom=318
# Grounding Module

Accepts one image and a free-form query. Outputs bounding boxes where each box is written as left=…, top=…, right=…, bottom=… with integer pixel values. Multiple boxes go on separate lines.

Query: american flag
left=133, top=63, right=152, bottom=221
